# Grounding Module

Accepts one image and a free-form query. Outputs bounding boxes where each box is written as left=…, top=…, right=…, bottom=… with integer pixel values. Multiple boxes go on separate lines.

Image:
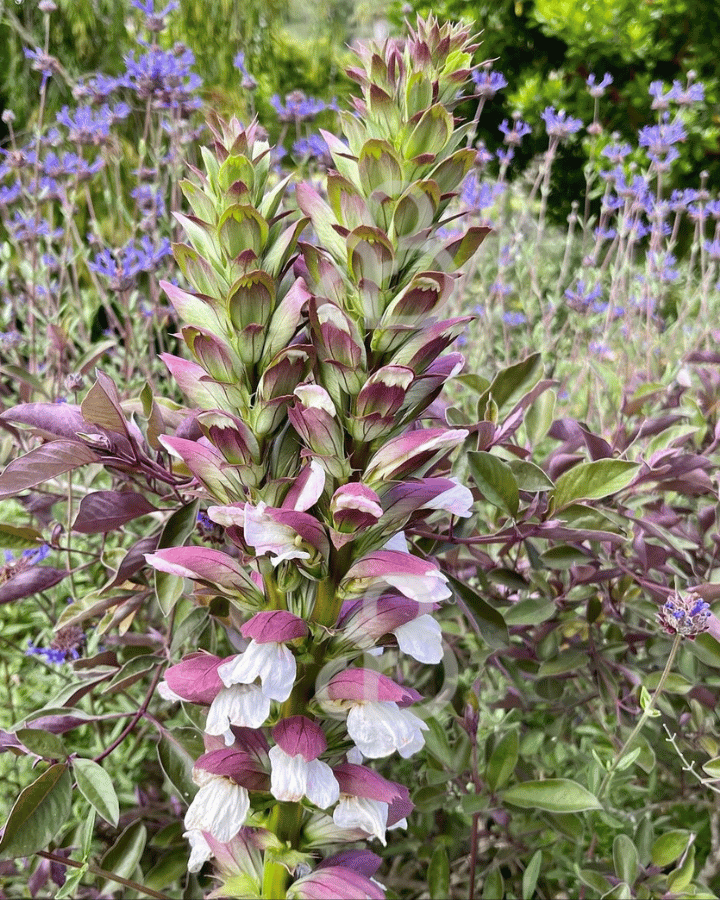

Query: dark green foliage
left=391, top=0, right=720, bottom=216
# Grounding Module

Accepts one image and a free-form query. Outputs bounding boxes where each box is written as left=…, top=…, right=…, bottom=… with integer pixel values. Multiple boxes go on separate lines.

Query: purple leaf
left=0, top=567, right=67, bottom=604
left=72, top=491, right=157, bottom=534
left=106, top=535, right=160, bottom=589
left=0, top=441, right=99, bottom=498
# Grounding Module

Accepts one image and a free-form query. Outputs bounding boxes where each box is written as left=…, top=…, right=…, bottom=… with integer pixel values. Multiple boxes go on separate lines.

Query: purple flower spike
left=240, top=610, right=308, bottom=644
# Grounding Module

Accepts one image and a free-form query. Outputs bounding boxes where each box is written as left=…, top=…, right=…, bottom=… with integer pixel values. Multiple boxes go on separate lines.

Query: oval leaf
left=486, top=730, right=519, bottom=792
left=553, top=460, right=638, bottom=509
left=73, top=757, right=120, bottom=826
left=73, top=491, right=156, bottom=534
left=0, top=763, right=71, bottom=859
left=502, top=779, right=601, bottom=813
left=0, top=441, right=98, bottom=498
left=468, top=451, right=519, bottom=517
left=0, top=566, right=67, bottom=605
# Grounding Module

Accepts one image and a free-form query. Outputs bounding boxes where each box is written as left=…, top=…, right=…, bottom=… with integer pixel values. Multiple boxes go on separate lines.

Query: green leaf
left=503, top=597, right=556, bottom=626
left=0, top=763, right=72, bottom=860
left=613, top=834, right=639, bottom=885
left=15, top=728, right=67, bottom=759
left=459, top=793, right=489, bottom=815
left=537, top=649, right=587, bottom=677
left=0, top=523, right=44, bottom=549
left=540, top=545, right=589, bottom=570
left=468, top=451, right=519, bottom=517
left=486, top=730, right=519, bottom=792
left=157, top=728, right=203, bottom=804
left=552, top=460, right=638, bottom=509
left=480, top=353, right=543, bottom=415
left=522, top=850, right=543, bottom=898
left=667, top=844, right=695, bottom=893
left=507, top=459, right=554, bottom=492
left=73, top=758, right=120, bottom=827
left=144, top=849, right=192, bottom=891
left=482, top=868, right=504, bottom=900
left=154, top=500, right=200, bottom=615
left=447, top=575, right=508, bottom=649
left=502, top=779, right=601, bottom=813
left=100, top=821, right=147, bottom=884
left=525, top=388, right=556, bottom=443
left=428, top=846, right=450, bottom=899
left=651, top=830, right=691, bottom=868
left=101, top=655, right=158, bottom=695
left=54, top=864, right=89, bottom=899
left=702, top=756, right=720, bottom=779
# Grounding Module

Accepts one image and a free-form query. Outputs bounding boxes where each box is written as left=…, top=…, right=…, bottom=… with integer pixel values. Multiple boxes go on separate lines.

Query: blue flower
left=471, top=69, right=507, bottom=99
left=657, top=592, right=711, bottom=639
left=498, top=118, right=531, bottom=147
left=540, top=107, right=583, bottom=139
left=586, top=73, right=613, bottom=98
left=271, top=91, right=326, bottom=123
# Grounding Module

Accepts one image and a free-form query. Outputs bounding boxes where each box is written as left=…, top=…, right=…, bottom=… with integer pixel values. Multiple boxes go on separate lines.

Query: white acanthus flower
left=184, top=829, right=213, bottom=872
left=184, top=773, right=250, bottom=843
left=393, top=614, right=443, bottom=664
left=218, top=639, right=296, bottom=702
left=347, top=701, right=428, bottom=759
left=333, top=795, right=389, bottom=845
left=205, top=683, right=271, bottom=745
left=269, top=745, right=340, bottom=808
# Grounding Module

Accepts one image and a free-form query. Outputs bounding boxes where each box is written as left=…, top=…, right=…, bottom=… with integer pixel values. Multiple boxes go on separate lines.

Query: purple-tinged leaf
left=81, top=372, right=130, bottom=436
left=72, top=491, right=156, bottom=534
left=0, top=567, right=67, bottom=605
left=1, top=402, right=91, bottom=442
left=0, top=441, right=98, bottom=498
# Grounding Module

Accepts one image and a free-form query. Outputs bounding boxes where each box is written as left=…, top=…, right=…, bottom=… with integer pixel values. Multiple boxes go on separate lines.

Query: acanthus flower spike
left=151, top=15, right=490, bottom=896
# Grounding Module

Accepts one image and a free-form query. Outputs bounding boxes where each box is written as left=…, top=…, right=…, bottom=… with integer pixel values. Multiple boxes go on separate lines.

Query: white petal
left=269, top=745, right=308, bottom=802
left=346, top=746, right=364, bottom=765
left=347, top=701, right=428, bottom=758
left=383, top=570, right=451, bottom=603
left=184, top=829, right=213, bottom=872
left=304, top=759, right=340, bottom=809
left=382, top=532, right=408, bottom=553
left=205, top=684, right=271, bottom=743
left=393, top=614, right=443, bottom=663
left=218, top=641, right=296, bottom=702
left=333, top=796, right=388, bottom=845
left=157, top=680, right=182, bottom=702
left=291, top=459, right=326, bottom=511
left=207, top=504, right=245, bottom=528
left=184, top=777, right=249, bottom=842
left=245, top=503, right=310, bottom=566
left=424, top=480, right=474, bottom=517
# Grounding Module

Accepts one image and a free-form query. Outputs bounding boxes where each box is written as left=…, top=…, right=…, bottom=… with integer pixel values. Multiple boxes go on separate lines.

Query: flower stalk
left=148, top=16, right=487, bottom=897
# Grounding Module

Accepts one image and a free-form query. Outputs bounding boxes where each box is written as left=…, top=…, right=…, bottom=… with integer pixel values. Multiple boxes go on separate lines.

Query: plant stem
left=599, top=632, right=682, bottom=798
left=37, top=851, right=172, bottom=900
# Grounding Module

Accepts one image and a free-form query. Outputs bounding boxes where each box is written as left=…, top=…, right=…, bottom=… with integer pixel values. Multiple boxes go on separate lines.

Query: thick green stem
left=599, top=633, right=682, bottom=799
